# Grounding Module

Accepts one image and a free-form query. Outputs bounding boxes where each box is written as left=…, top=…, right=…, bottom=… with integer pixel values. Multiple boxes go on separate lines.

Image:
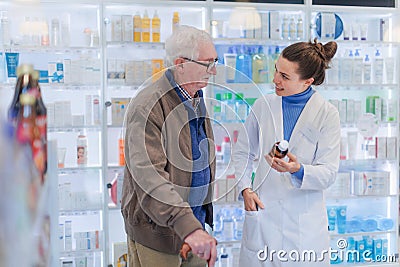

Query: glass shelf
left=329, top=230, right=396, bottom=237
left=0, top=45, right=101, bottom=53
left=106, top=41, right=165, bottom=49
left=58, top=165, right=102, bottom=173
left=59, top=210, right=102, bottom=216
left=48, top=125, right=102, bottom=133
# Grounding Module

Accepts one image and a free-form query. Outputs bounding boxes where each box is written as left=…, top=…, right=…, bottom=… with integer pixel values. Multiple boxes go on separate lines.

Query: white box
left=111, top=97, right=130, bottom=126
left=111, top=15, right=122, bottom=42
left=269, top=11, right=281, bottom=40
left=261, top=12, right=269, bottom=40
left=386, top=136, right=397, bottom=160
left=122, top=15, right=133, bottom=42
left=326, top=172, right=351, bottom=198
left=375, top=137, right=387, bottom=159
left=353, top=171, right=390, bottom=196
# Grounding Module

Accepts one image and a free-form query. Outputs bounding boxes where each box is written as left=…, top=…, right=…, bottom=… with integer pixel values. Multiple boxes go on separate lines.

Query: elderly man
left=121, top=25, right=218, bottom=267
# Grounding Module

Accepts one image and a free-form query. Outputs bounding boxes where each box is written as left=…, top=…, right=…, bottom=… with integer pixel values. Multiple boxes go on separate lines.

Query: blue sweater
left=166, top=70, right=210, bottom=227
left=282, top=86, right=314, bottom=181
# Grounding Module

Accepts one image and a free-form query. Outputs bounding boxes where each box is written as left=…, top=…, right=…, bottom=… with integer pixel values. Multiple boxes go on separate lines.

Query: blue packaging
left=336, top=206, right=347, bottom=234
left=5, top=52, right=19, bottom=79
left=373, top=239, right=382, bottom=261
left=346, top=219, right=361, bottom=233
left=326, top=206, right=337, bottom=231
left=360, top=218, right=377, bottom=232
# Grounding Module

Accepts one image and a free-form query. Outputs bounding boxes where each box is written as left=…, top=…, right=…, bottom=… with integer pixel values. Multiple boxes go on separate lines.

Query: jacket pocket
left=242, top=210, right=262, bottom=252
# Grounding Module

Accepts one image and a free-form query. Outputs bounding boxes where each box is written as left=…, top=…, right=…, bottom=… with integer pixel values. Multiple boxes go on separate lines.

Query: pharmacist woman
left=233, top=39, right=341, bottom=267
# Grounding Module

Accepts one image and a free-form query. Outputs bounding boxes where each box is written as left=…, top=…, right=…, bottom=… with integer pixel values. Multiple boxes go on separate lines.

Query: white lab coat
left=233, top=91, right=341, bottom=267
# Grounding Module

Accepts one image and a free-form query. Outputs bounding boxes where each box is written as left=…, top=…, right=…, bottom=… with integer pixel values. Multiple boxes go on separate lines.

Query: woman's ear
left=305, top=77, right=314, bottom=87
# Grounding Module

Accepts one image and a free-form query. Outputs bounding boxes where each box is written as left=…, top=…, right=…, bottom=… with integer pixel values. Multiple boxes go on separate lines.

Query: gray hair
left=165, top=25, right=213, bottom=67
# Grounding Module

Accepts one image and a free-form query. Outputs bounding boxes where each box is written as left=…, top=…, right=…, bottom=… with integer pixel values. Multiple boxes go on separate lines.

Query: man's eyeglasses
left=182, top=57, right=218, bottom=73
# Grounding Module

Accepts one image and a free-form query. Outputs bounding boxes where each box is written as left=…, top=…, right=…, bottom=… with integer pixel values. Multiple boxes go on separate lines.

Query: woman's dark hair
left=281, top=38, right=337, bottom=85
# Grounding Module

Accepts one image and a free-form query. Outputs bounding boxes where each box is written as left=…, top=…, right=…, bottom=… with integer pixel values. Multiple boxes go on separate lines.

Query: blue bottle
left=235, top=45, right=252, bottom=83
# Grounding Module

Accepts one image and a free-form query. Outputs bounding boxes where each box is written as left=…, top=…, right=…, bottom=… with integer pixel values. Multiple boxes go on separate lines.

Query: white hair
left=165, top=25, right=213, bottom=67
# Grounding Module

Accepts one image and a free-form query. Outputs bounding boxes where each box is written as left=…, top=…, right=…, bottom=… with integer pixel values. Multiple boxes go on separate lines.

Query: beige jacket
left=121, top=72, right=216, bottom=254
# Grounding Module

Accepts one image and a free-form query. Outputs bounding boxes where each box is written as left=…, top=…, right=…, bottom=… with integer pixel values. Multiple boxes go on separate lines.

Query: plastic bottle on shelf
left=352, top=49, right=363, bottom=84
left=213, top=93, right=223, bottom=123
left=77, top=131, right=88, bottom=166
left=221, top=136, right=231, bottom=165
left=362, top=54, right=372, bottom=84
left=172, top=11, right=180, bottom=33
left=40, top=18, right=49, bottom=46
left=235, top=45, right=252, bottom=83
left=133, top=12, right=142, bottom=42
left=8, top=64, right=34, bottom=127
left=31, top=70, right=47, bottom=181
left=16, top=93, right=36, bottom=145
left=373, top=49, right=384, bottom=84
left=222, top=93, right=236, bottom=123
left=281, top=15, right=289, bottom=40
left=118, top=128, right=125, bottom=166
left=296, top=16, right=303, bottom=40
left=0, top=11, right=10, bottom=46
left=141, top=10, right=150, bottom=42
left=219, top=247, right=230, bottom=267
left=252, top=46, right=268, bottom=84
left=51, top=18, right=61, bottom=47
left=339, top=49, right=353, bottom=84
left=221, top=208, right=234, bottom=241
left=151, top=10, right=161, bottom=42
left=213, top=209, right=223, bottom=240
left=235, top=93, right=248, bottom=122
left=233, top=208, right=244, bottom=240
left=268, top=46, right=280, bottom=83
left=288, top=16, right=296, bottom=40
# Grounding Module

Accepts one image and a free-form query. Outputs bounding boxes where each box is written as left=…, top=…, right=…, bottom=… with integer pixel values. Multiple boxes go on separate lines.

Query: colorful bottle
left=235, top=93, right=248, bottom=122
left=252, top=46, right=268, bottom=84
left=235, top=45, right=252, bottom=83
left=222, top=92, right=236, bottom=122
left=118, top=128, right=125, bottom=166
left=16, top=93, right=36, bottom=145
left=221, top=136, right=231, bottom=165
left=31, top=70, right=47, bottom=181
left=151, top=10, right=160, bottom=42
left=133, top=12, right=142, bottom=42
left=172, top=12, right=180, bottom=33
left=141, top=10, right=150, bottom=42
left=8, top=64, right=34, bottom=127
left=77, top=132, right=88, bottom=166
left=296, top=16, right=303, bottom=40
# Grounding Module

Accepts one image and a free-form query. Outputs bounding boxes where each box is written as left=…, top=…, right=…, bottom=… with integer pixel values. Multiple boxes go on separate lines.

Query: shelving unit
left=0, top=0, right=398, bottom=266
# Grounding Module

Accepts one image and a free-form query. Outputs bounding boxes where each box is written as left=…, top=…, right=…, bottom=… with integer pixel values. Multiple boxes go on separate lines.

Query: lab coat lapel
left=289, top=92, right=324, bottom=149
left=269, top=94, right=284, bottom=142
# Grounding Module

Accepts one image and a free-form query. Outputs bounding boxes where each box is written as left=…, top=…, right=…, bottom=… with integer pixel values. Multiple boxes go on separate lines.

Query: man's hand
left=184, top=229, right=217, bottom=267
left=242, top=188, right=264, bottom=211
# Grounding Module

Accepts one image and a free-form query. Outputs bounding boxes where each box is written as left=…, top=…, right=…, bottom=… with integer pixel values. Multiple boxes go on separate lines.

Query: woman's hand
left=264, top=152, right=301, bottom=174
left=242, top=188, right=264, bottom=211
